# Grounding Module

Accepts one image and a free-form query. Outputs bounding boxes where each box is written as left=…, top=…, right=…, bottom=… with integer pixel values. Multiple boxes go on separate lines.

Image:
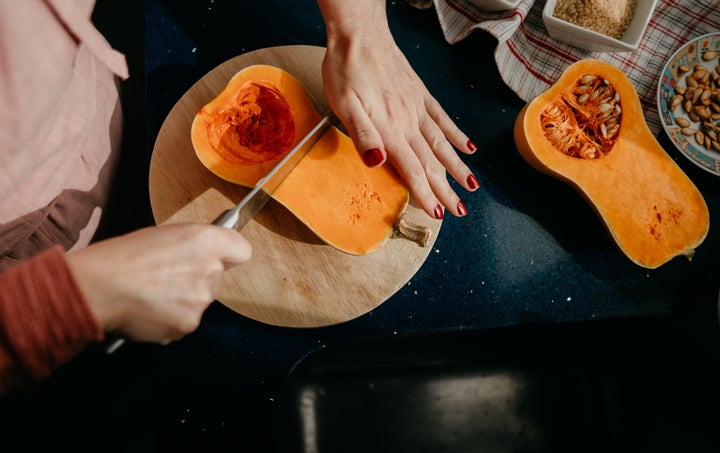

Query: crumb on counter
left=553, top=0, right=636, bottom=40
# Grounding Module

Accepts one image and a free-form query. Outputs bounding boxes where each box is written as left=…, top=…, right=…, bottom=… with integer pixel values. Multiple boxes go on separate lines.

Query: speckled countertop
left=141, top=0, right=720, bottom=445
left=144, top=0, right=718, bottom=328
left=3, top=0, right=718, bottom=450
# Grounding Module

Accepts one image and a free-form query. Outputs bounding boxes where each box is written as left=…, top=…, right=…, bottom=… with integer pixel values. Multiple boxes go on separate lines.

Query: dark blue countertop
left=144, top=0, right=720, bottom=326
left=3, top=1, right=719, bottom=451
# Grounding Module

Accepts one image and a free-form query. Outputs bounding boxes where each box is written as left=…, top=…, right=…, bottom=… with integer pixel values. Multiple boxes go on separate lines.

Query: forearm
left=0, top=246, right=102, bottom=396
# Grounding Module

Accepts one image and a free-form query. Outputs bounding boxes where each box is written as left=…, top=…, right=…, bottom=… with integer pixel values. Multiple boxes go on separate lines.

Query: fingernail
left=467, top=140, right=477, bottom=152
left=434, top=204, right=444, bottom=220
left=457, top=201, right=468, bottom=217
left=362, top=148, right=384, bottom=167
left=467, top=174, right=480, bottom=190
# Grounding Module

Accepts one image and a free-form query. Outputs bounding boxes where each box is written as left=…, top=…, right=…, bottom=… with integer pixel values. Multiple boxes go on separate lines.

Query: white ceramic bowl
left=542, top=0, right=657, bottom=53
left=466, top=0, right=522, bottom=12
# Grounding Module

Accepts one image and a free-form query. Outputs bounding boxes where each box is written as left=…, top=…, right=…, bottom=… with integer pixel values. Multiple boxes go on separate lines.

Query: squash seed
left=703, top=50, right=718, bottom=61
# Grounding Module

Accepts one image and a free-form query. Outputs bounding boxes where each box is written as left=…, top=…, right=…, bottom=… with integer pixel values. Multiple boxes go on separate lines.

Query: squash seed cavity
left=209, top=81, right=295, bottom=164
left=540, top=74, right=622, bottom=159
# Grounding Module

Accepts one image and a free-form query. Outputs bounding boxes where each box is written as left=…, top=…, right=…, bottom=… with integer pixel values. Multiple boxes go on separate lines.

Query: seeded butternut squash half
left=191, top=64, right=424, bottom=255
left=514, top=59, right=709, bottom=269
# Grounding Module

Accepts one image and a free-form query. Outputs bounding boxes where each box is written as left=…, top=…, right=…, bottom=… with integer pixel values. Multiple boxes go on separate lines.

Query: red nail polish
left=362, top=148, right=384, bottom=167
left=457, top=201, right=468, bottom=216
left=467, top=174, right=480, bottom=190
left=467, top=140, right=477, bottom=152
left=434, top=204, right=444, bottom=220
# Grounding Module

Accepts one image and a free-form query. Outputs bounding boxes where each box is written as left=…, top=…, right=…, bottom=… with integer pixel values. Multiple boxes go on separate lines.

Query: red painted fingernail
left=362, top=148, right=384, bottom=167
left=467, top=140, right=477, bottom=152
left=467, top=174, right=480, bottom=190
left=434, top=204, right=444, bottom=220
left=457, top=201, right=468, bottom=217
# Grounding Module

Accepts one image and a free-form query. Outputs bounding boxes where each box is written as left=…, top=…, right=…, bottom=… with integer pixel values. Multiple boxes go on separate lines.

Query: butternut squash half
left=191, top=64, right=420, bottom=255
left=514, top=59, right=709, bottom=269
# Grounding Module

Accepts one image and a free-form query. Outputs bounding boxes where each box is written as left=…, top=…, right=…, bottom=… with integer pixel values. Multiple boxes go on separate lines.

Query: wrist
left=317, top=0, right=391, bottom=47
left=65, top=248, right=124, bottom=334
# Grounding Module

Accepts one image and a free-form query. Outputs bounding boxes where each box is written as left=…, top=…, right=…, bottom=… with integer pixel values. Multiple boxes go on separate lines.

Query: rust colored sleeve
left=0, top=245, right=103, bottom=396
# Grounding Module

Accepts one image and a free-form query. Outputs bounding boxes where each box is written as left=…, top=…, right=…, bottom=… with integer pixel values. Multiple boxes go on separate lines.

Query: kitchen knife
left=211, top=113, right=332, bottom=230
left=104, top=113, right=333, bottom=354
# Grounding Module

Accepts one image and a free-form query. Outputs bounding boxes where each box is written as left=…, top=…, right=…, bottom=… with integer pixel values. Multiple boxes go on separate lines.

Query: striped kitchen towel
left=424, top=0, right=720, bottom=135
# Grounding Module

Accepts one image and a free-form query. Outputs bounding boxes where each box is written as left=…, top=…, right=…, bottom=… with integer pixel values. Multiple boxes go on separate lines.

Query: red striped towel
left=427, top=0, right=720, bottom=135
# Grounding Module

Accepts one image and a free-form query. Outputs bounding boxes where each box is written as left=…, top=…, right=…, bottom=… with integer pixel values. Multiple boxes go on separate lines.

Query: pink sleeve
left=0, top=246, right=103, bottom=396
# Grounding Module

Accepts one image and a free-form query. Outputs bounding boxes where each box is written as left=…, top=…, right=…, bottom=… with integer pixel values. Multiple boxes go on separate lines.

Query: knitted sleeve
left=0, top=245, right=103, bottom=396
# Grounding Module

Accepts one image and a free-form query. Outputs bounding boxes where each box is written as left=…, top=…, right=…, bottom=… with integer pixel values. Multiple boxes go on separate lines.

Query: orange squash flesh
left=191, top=65, right=321, bottom=186
left=274, top=126, right=409, bottom=255
left=191, top=64, right=411, bottom=255
left=514, top=59, right=709, bottom=269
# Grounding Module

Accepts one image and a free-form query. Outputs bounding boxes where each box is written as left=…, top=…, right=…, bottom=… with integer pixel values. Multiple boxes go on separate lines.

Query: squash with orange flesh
left=514, top=59, right=709, bottom=269
left=191, top=64, right=424, bottom=255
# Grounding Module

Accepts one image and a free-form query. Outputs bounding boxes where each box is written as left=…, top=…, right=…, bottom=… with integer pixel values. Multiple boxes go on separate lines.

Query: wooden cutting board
left=148, top=45, right=442, bottom=328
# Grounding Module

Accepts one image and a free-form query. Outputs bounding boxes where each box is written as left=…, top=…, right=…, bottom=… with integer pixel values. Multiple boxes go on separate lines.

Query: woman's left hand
left=318, top=0, right=479, bottom=219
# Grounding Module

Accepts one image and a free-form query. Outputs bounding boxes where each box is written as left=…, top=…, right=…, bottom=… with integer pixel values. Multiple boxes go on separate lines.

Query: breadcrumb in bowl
left=554, top=0, right=635, bottom=40
left=542, top=0, right=657, bottom=53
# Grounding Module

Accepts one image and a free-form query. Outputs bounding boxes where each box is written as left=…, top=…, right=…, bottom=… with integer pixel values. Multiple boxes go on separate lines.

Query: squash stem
left=392, top=215, right=431, bottom=247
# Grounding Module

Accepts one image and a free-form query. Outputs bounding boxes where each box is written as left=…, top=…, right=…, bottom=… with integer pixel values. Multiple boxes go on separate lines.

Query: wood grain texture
left=149, top=45, right=441, bottom=327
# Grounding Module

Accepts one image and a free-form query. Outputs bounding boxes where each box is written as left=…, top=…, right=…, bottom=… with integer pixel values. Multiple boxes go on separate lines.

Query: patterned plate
left=657, top=32, right=720, bottom=176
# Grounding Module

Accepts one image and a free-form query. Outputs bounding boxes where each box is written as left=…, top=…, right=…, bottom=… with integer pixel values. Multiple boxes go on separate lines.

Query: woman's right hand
left=65, top=224, right=252, bottom=345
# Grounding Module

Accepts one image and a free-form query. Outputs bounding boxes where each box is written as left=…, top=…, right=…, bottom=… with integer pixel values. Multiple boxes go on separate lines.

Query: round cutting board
left=149, top=45, right=442, bottom=328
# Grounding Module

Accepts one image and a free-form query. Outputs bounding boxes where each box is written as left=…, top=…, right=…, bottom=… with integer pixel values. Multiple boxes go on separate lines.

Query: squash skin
left=191, top=64, right=410, bottom=255
left=514, top=59, right=709, bottom=269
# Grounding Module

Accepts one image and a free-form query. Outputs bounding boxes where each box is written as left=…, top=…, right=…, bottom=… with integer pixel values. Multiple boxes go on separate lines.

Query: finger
left=419, top=115, right=480, bottom=195
left=384, top=136, right=445, bottom=219
left=204, top=225, right=253, bottom=268
left=334, top=96, right=387, bottom=168
left=425, top=96, right=478, bottom=156
left=406, top=130, right=468, bottom=218
left=421, top=99, right=481, bottom=192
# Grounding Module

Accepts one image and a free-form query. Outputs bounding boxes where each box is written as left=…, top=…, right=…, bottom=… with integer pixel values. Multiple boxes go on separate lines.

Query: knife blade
left=211, top=113, right=333, bottom=230
left=103, top=114, right=333, bottom=355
